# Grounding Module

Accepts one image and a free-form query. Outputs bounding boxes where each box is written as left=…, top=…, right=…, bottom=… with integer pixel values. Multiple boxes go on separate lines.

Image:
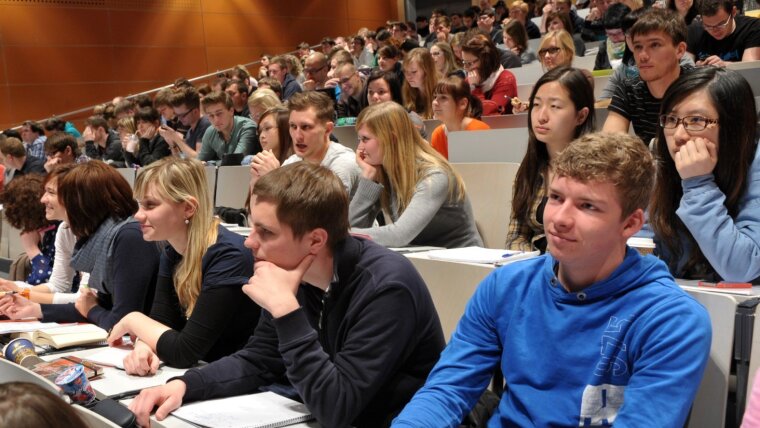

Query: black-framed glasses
left=538, top=47, right=561, bottom=56
left=304, top=65, right=326, bottom=74
left=339, top=72, right=357, bottom=85
left=659, top=114, right=719, bottom=131
left=701, top=13, right=733, bottom=30
left=176, top=107, right=196, bottom=120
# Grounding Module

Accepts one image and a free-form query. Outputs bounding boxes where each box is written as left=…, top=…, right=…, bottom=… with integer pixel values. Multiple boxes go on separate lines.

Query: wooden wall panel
left=108, top=9, right=206, bottom=47
left=5, top=46, right=114, bottom=85
left=0, top=6, right=110, bottom=46
left=0, top=0, right=399, bottom=130
left=110, top=46, right=208, bottom=82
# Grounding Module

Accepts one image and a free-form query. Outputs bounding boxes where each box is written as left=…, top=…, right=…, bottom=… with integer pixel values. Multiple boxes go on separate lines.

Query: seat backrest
left=0, top=358, right=60, bottom=395
left=448, top=129, right=528, bottom=164
left=452, top=162, right=521, bottom=248
left=215, top=166, right=249, bottom=209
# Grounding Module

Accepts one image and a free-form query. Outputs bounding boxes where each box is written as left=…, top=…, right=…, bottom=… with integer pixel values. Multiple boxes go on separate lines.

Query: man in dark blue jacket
left=129, top=162, right=445, bottom=428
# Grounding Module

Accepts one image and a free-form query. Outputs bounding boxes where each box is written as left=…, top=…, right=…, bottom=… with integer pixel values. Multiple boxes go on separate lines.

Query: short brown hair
left=0, top=174, right=48, bottom=232
left=201, top=90, right=233, bottom=110
left=552, top=132, right=654, bottom=218
left=59, top=161, right=137, bottom=238
left=153, top=87, right=175, bottom=108
left=630, top=8, right=687, bottom=45
left=286, top=91, right=335, bottom=124
left=170, top=87, right=201, bottom=110
left=0, top=137, right=25, bottom=157
left=252, top=162, right=348, bottom=250
left=45, top=133, right=80, bottom=157
left=85, top=115, right=108, bottom=132
left=0, top=382, right=86, bottom=427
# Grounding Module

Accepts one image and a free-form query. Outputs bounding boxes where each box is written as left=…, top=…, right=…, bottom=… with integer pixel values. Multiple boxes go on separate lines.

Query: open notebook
left=13, top=324, right=108, bottom=349
left=171, top=391, right=313, bottom=428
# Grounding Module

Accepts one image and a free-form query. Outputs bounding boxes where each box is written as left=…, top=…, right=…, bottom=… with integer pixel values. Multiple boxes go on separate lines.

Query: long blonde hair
left=355, top=102, right=466, bottom=217
left=402, top=48, right=440, bottom=119
left=134, top=157, right=219, bottom=316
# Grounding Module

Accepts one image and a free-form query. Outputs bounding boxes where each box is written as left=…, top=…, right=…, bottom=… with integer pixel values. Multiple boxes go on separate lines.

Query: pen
left=108, top=389, right=144, bottom=401
left=0, top=291, right=18, bottom=297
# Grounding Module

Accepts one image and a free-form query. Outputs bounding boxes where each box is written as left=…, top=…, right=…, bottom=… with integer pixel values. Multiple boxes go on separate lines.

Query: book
left=171, top=391, right=314, bottom=428
left=425, top=246, right=540, bottom=265
left=30, top=356, right=103, bottom=383
left=13, top=324, right=108, bottom=349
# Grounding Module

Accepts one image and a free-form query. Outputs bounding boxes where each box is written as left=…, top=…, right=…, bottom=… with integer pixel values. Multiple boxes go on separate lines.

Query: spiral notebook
left=171, top=391, right=313, bottom=428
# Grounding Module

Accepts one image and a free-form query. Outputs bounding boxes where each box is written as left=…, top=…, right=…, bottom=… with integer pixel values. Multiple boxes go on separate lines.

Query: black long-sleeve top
left=152, top=226, right=259, bottom=368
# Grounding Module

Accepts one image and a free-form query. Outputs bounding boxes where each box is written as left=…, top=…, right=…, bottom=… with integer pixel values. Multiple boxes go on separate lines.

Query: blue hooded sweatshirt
left=394, top=247, right=712, bottom=427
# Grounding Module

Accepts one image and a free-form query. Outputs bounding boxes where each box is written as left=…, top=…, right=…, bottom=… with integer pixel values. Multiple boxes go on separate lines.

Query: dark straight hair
left=650, top=67, right=758, bottom=278
left=510, top=66, right=595, bottom=230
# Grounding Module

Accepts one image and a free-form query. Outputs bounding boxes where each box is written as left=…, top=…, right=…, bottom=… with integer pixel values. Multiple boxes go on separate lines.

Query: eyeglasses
left=304, top=65, right=326, bottom=74
left=431, top=51, right=442, bottom=56
left=176, top=107, right=195, bottom=120
left=462, top=58, right=479, bottom=68
left=605, top=29, right=625, bottom=39
left=701, top=13, right=733, bottom=30
left=339, top=72, right=357, bottom=85
left=538, top=46, right=561, bottom=56
left=659, top=114, right=719, bottom=131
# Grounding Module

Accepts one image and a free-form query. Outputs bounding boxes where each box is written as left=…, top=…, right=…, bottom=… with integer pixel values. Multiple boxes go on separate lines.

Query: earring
left=184, top=218, right=190, bottom=225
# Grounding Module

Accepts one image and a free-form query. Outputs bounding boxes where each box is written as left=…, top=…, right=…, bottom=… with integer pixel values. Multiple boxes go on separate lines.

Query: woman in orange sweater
left=430, top=76, right=490, bottom=159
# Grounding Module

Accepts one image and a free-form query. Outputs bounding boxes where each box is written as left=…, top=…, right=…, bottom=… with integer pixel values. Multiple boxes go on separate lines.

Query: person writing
left=0, top=162, right=160, bottom=330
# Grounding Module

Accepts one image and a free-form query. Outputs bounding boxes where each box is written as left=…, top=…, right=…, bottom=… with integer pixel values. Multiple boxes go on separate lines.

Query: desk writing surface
left=119, top=399, right=321, bottom=428
left=407, top=255, right=741, bottom=428
left=41, top=346, right=188, bottom=399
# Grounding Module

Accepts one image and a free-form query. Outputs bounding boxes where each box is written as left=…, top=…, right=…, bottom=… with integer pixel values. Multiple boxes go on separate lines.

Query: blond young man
left=394, top=132, right=711, bottom=427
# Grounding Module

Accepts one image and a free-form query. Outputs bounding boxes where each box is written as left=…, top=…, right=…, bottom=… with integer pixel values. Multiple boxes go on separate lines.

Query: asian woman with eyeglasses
left=650, top=67, right=760, bottom=283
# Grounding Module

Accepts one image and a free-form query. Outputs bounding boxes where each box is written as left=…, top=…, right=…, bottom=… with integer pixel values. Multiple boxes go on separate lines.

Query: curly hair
left=0, top=174, right=48, bottom=232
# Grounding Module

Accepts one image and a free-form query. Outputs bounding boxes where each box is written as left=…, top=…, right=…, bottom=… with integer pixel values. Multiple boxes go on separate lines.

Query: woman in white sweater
left=0, top=164, right=88, bottom=303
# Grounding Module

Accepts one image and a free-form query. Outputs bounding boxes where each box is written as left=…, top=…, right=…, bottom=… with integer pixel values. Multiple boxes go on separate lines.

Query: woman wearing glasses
left=460, top=35, right=517, bottom=115
left=650, top=67, right=760, bottom=283
left=536, top=30, right=575, bottom=71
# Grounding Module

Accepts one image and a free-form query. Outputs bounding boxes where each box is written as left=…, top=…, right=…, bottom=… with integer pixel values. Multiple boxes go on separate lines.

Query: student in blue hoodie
left=393, top=132, right=712, bottom=427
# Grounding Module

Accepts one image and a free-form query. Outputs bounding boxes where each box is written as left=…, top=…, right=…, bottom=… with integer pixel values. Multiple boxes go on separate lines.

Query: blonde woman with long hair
left=349, top=102, right=482, bottom=248
left=107, top=157, right=259, bottom=375
left=402, top=48, right=440, bottom=119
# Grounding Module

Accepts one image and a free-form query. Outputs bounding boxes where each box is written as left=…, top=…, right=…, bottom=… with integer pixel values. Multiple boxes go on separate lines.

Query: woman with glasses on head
left=650, top=67, right=760, bottom=283
left=461, top=35, right=518, bottom=115
left=506, top=67, right=594, bottom=252
left=430, top=42, right=465, bottom=79
left=537, top=30, right=575, bottom=71
left=107, top=158, right=259, bottom=374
